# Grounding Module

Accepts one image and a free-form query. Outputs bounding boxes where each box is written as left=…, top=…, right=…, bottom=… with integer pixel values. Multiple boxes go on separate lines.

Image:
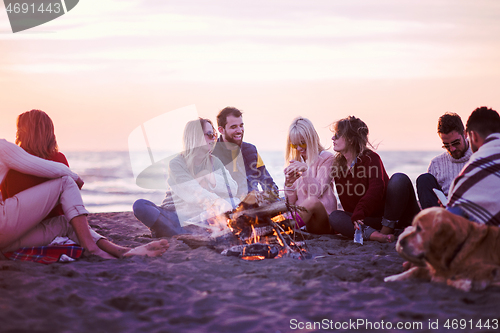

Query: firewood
left=173, top=234, right=214, bottom=249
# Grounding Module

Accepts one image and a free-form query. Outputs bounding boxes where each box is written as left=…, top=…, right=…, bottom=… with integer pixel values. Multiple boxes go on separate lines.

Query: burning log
left=175, top=191, right=311, bottom=259
left=222, top=243, right=280, bottom=259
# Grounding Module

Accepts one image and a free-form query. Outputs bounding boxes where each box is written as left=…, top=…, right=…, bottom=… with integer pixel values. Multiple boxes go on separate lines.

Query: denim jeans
left=133, top=199, right=185, bottom=238
left=416, top=173, right=442, bottom=209
left=329, top=173, right=420, bottom=240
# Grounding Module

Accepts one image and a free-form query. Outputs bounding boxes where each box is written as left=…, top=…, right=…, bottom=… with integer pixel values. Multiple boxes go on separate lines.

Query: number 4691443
left=444, top=319, right=498, bottom=330
left=6, top=2, right=62, bottom=14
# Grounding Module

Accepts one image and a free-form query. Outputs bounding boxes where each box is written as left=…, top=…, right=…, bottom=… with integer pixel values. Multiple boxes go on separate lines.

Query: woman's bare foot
left=123, top=239, right=169, bottom=257
left=369, top=231, right=395, bottom=243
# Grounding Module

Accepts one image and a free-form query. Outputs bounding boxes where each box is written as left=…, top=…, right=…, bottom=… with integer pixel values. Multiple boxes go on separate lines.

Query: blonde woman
left=133, top=118, right=238, bottom=236
left=284, top=117, right=336, bottom=234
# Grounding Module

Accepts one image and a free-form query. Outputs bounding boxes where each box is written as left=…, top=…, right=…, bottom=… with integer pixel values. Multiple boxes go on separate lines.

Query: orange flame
left=241, top=255, right=266, bottom=261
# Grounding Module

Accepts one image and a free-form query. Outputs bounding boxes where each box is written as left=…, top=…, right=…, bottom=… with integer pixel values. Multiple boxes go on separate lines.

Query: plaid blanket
left=448, top=133, right=500, bottom=226
left=3, top=245, right=84, bottom=264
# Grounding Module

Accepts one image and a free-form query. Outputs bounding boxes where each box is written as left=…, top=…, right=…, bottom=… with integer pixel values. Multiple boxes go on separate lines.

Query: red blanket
left=3, top=245, right=84, bottom=264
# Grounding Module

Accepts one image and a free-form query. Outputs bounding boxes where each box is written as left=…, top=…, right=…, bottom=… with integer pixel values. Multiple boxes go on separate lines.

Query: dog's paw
left=384, top=274, right=401, bottom=282
left=447, top=278, right=473, bottom=292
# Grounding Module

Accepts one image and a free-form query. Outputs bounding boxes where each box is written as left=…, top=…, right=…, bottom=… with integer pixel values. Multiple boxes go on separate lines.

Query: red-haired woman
left=0, top=110, right=169, bottom=259
left=1, top=110, right=68, bottom=219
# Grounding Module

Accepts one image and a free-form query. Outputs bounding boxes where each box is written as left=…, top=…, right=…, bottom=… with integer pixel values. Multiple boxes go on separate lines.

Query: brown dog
left=385, top=207, right=500, bottom=291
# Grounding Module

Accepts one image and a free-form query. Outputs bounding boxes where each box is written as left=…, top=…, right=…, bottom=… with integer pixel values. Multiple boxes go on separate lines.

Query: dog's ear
left=427, top=209, right=466, bottom=269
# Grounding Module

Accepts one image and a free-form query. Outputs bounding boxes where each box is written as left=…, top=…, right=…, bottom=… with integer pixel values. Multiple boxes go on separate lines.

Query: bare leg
left=70, top=215, right=115, bottom=259
left=298, top=197, right=331, bottom=234
left=380, top=225, right=394, bottom=235
left=369, top=230, right=395, bottom=243
left=96, top=238, right=169, bottom=258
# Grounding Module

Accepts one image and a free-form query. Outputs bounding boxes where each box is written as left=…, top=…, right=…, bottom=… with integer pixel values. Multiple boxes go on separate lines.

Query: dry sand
left=1, top=212, right=499, bottom=333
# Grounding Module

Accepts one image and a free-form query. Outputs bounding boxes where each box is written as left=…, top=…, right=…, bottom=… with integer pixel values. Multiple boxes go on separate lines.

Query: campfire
left=211, top=191, right=311, bottom=260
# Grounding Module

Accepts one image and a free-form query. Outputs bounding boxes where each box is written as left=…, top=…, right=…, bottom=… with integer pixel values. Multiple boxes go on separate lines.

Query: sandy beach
left=1, top=212, right=499, bottom=333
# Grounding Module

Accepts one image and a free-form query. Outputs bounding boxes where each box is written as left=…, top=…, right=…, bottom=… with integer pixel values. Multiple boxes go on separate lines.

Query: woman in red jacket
left=0, top=110, right=169, bottom=259
left=1, top=109, right=69, bottom=219
left=328, top=116, right=420, bottom=242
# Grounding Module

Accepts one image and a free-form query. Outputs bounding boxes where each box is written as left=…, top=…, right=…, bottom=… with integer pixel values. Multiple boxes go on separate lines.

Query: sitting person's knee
left=133, top=199, right=152, bottom=219
left=391, top=172, right=410, bottom=184
left=416, top=173, right=435, bottom=187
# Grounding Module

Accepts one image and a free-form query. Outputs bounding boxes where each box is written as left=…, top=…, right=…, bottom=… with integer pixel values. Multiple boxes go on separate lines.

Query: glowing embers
left=221, top=191, right=309, bottom=260
left=224, top=243, right=280, bottom=260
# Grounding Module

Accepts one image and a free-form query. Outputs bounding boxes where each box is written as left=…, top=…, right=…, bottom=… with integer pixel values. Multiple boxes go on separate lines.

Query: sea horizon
left=63, top=150, right=441, bottom=213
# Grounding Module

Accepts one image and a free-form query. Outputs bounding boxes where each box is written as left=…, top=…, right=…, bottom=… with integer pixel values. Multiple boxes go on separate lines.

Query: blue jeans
left=416, top=173, right=442, bottom=209
left=132, top=199, right=186, bottom=238
left=329, top=173, right=420, bottom=239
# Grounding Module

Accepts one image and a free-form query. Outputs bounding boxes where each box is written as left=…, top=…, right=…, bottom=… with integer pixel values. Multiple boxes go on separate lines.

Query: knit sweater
left=160, top=154, right=238, bottom=226
left=0, top=139, right=78, bottom=185
left=213, top=137, right=278, bottom=196
left=333, top=150, right=389, bottom=222
left=1, top=151, right=69, bottom=218
left=428, top=147, right=473, bottom=196
left=285, top=150, right=337, bottom=214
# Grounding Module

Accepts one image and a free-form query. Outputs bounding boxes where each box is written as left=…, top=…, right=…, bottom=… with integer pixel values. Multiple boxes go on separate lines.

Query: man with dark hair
left=447, top=106, right=500, bottom=225
left=416, top=112, right=473, bottom=208
left=212, top=106, right=278, bottom=198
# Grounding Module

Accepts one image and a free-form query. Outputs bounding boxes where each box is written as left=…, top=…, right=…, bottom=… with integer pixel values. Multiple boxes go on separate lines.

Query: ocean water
left=65, top=150, right=441, bottom=213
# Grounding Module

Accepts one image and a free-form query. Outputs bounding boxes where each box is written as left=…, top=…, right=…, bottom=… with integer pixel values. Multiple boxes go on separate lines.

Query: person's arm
left=296, top=152, right=334, bottom=200
left=260, top=169, right=278, bottom=192
left=255, top=154, right=278, bottom=192
left=350, top=153, right=387, bottom=222
left=284, top=177, right=298, bottom=205
left=167, top=156, right=221, bottom=207
left=0, top=139, right=78, bottom=181
left=56, top=152, right=82, bottom=188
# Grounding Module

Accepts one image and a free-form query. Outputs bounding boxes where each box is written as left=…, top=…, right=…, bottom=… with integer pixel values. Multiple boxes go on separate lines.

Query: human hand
left=213, top=198, right=233, bottom=215
left=285, top=160, right=308, bottom=175
left=284, top=173, right=300, bottom=187
left=75, top=177, right=84, bottom=190
left=353, top=220, right=364, bottom=230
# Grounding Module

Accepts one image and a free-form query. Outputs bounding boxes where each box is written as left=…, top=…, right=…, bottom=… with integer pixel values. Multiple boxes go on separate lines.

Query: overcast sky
left=1, top=0, right=500, bottom=151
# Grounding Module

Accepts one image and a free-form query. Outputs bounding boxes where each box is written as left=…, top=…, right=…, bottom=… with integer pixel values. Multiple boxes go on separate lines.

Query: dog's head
left=396, top=207, right=471, bottom=269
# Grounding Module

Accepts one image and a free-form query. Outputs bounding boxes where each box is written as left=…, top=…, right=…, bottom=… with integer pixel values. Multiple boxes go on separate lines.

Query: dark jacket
left=212, top=137, right=278, bottom=196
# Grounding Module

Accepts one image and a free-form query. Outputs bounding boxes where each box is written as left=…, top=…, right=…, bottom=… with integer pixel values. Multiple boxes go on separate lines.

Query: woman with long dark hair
left=329, top=116, right=420, bottom=242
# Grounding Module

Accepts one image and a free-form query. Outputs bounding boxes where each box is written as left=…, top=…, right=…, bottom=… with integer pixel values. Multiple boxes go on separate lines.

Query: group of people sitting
left=131, top=105, right=500, bottom=244
left=1, top=105, right=499, bottom=262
